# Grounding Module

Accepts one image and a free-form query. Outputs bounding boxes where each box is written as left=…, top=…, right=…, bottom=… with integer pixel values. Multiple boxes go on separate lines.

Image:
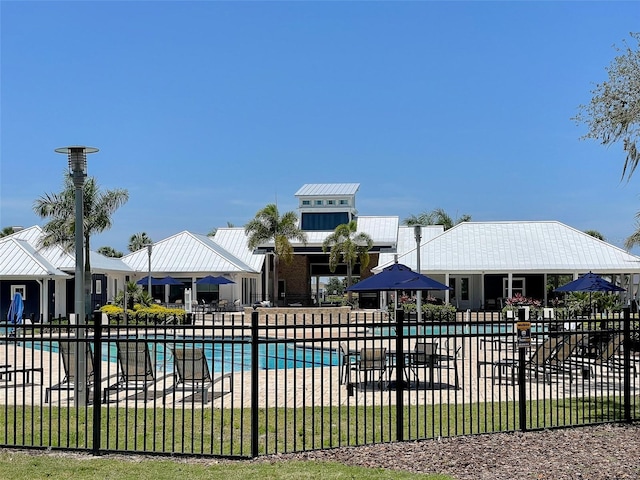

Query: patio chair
left=409, top=341, right=439, bottom=385
left=164, top=347, right=232, bottom=404
left=437, top=345, right=462, bottom=389
left=102, top=341, right=156, bottom=403
left=356, top=347, right=387, bottom=388
left=45, top=341, right=95, bottom=403
left=338, top=342, right=358, bottom=385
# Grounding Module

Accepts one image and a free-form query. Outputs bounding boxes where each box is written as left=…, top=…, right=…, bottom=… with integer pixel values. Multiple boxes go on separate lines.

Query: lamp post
left=146, top=243, right=153, bottom=296
left=55, top=145, right=98, bottom=408
left=414, top=225, right=422, bottom=323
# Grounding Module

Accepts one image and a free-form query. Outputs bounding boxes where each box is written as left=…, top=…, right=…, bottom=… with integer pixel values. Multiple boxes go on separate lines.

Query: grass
left=1, top=395, right=638, bottom=457
left=0, top=451, right=451, bottom=480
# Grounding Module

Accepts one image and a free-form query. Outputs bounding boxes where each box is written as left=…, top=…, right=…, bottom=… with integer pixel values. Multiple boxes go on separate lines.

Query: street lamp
left=146, top=243, right=153, bottom=296
left=55, top=145, right=98, bottom=408
left=414, top=225, right=422, bottom=323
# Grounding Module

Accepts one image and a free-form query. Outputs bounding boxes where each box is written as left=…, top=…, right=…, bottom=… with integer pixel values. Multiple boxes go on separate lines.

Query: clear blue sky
left=2, top=1, right=639, bottom=254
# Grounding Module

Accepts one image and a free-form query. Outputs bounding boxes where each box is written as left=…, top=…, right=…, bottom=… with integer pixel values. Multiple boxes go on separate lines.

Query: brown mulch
left=7, top=423, right=640, bottom=479
left=250, top=423, right=640, bottom=479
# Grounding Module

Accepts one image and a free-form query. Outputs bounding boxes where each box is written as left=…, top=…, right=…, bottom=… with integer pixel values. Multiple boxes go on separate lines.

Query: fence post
left=517, top=308, right=527, bottom=431
left=395, top=308, right=404, bottom=442
left=92, top=310, right=102, bottom=455
left=623, top=306, right=631, bottom=422
left=251, top=308, right=259, bottom=457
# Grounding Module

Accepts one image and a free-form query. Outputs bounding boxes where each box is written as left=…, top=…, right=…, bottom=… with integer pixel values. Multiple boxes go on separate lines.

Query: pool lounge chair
left=102, top=341, right=156, bottom=403
left=164, top=347, right=232, bottom=404
left=527, top=333, right=587, bottom=383
left=45, top=341, right=95, bottom=403
left=570, top=332, right=636, bottom=379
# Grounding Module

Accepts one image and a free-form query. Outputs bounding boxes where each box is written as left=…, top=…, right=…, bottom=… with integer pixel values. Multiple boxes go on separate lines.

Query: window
left=503, top=277, right=525, bottom=298
left=301, top=212, right=350, bottom=230
left=302, top=200, right=311, bottom=206
left=339, top=199, right=348, bottom=205
left=315, top=200, right=323, bottom=206
left=11, top=285, right=26, bottom=300
left=460, top=278, right=470, bottom=301
left=327, top=200, right=335, bottom=205
left=95, top=279, right=102, bottom=295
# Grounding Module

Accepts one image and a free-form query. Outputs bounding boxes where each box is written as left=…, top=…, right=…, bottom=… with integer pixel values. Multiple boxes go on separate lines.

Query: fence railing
left=0, top=307, right=638, bottom=457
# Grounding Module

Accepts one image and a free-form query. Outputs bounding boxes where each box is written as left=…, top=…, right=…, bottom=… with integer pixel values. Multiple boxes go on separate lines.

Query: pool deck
left=1, top=312, right=636, bottom=410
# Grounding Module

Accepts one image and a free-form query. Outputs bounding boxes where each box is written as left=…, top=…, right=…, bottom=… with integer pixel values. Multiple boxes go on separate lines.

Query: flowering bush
left=502, top=294, right=542, bottom=319
left=504, top=294, right=542, bottom=307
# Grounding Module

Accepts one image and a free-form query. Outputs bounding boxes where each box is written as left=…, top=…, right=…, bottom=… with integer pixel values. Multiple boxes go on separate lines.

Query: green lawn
left=0, top=396, right=636, bottom=456
left=0, top=452, right=451, bottom=480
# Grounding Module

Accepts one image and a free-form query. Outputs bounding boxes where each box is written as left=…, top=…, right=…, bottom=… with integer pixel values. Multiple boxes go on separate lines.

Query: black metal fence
left=0, top=307, right=638, bottom=458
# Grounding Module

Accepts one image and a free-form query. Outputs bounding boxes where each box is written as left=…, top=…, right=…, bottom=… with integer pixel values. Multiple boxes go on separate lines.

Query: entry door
left=450, top=276, right=471, bottom=310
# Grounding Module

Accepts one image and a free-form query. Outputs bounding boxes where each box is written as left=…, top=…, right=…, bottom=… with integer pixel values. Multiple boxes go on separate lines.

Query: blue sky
left=2, top=1, right=640, bottom=254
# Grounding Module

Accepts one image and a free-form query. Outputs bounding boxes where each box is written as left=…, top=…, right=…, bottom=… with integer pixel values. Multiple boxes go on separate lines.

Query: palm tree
left=0, top=226, right=17, bottom=237
left=97, top=246, right=123, bottom=258
left=245, top=204, right=307, bottom=305
left=403, top=208, right=471, bottom=230
left=128, top=232, right=153, bottom=252
left=584, top=230, right=606, bottom=241
left=322, top=221, right=373, bottom=303
left=33, top=173, right=129, bottom=313
left=208, top=222, right=235, bottom=237
left=625, top=221, right=640, bottom=250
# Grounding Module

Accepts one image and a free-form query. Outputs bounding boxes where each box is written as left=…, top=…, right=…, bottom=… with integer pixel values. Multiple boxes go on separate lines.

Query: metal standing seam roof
left=199, top=229, right=264, bottom=272
left=294, top=183, right=360, bottom=196
left=377, top=225, right=445, bottom=269
left=7, top=225, right=132, bottom=273
left=377, top=221, right=640, bottom=274
left=0, top=238, right=69, bottom=278
left=121, top=230, right=261, bottom=274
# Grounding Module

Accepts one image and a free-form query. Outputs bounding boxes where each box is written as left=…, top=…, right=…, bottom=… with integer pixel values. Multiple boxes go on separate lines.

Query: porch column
left=507, top=273, right=513, bottom=299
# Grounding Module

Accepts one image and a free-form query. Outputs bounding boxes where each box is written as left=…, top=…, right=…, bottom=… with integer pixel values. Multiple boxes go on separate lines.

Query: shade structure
left=555, top=272, right=626, bottom=293
left=195, top=275, right=235, bottom=285
left=7, top=292, right=24, bottom=324
left=346, top=263, right=451, bottom=292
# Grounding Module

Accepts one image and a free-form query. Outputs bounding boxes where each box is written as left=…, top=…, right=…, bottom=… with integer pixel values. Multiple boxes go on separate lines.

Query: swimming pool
left=23, top=337, right=339, bottom=373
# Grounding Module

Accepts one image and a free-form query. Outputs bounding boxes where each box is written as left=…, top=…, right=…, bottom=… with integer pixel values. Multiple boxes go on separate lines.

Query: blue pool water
left=23, top=338, right=340, bottom=373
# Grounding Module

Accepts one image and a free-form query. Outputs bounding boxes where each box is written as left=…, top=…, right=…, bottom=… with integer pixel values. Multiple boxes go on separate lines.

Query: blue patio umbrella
left=196, top=275, right=235, bottom=285
left=136, top=276, right=163, bottom=286
left=346, top=263, right=450, bottom=291
left=554, top=272, right=626, bottom=293
left=393, top=275, right=452, bottom=292
left=157, top=276, right=184, bottom=286
left=555, top=272, right=625, bottom=316
left=7, top=292, right=24, bottom=325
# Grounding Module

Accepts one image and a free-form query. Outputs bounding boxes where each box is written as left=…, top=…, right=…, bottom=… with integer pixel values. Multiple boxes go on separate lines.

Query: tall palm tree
left=33, top=173, right=129, bottom=313
left=245, top=204, right=307, bottom=305
left=128, top=232, right=153, bottom=252
left=322, top=221, right=373, bottom=303
left=403, top=208, right=471, bottom=230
